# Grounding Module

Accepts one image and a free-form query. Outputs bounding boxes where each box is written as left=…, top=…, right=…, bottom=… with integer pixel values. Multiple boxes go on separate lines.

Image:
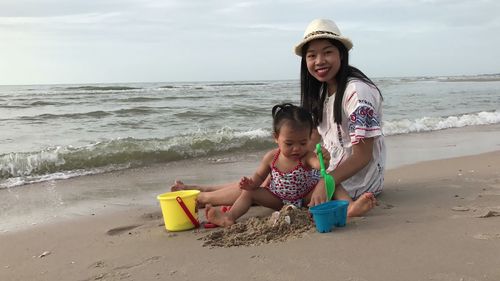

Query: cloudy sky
left=1, top=0, right=499, bottom=85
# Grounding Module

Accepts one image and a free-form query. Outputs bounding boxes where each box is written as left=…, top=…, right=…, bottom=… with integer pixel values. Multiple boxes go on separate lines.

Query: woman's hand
left=319, top=146, right=331, bottom=167
left=308, top=179, right=327, bottom=207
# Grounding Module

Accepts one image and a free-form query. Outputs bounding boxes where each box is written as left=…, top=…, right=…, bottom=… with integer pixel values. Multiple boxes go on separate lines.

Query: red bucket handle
left=176, top=196, right=200, bottom=228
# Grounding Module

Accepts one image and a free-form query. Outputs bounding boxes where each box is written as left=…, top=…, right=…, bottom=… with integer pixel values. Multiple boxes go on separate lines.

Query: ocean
left=1, top=75, right=500, bottom=189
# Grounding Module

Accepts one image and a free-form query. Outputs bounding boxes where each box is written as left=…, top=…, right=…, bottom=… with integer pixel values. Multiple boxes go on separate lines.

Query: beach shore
left=1, top=125, right=500, bottom=281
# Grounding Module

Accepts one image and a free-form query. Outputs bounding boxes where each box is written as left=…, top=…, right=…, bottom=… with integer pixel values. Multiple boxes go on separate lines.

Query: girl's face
left=305, top=39, right=341, bottom=85
left=274, top=122, right=310, bottom=160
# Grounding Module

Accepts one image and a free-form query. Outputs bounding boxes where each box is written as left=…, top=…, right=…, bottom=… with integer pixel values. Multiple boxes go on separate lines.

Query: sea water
left=1, top=76, right=499, bottom=188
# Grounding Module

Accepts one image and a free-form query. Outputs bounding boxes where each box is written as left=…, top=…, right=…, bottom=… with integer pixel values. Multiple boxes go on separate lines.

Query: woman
left=172, top=18, right=385, bottom=217
left=296, top=18, right=385, bottom=216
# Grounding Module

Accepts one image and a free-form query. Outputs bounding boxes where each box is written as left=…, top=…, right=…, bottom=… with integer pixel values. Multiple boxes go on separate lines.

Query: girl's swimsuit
left=267, top=149, right=320, bottom=207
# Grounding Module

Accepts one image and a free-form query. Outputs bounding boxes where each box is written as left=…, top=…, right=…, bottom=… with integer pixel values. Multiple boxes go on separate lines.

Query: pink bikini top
left=268, top=149, right=319, bottom=201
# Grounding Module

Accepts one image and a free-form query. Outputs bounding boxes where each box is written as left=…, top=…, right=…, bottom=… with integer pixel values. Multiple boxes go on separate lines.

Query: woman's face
left=305, top=39, right=341, bottom=85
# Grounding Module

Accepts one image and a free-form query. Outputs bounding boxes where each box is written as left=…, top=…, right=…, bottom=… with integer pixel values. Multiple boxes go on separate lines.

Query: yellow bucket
left=157, top=190, right=200, bottom=231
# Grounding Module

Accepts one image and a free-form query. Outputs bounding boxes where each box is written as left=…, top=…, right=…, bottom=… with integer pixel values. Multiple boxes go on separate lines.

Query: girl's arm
left=239, top=149, right=274, bottom=190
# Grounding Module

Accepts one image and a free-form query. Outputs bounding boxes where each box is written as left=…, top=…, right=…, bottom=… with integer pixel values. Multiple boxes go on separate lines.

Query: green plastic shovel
left=315, top=143, right=335, bottom=201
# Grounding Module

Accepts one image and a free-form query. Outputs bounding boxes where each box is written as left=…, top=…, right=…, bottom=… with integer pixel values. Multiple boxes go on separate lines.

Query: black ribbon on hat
left=304, top=30, right=339, bottom=39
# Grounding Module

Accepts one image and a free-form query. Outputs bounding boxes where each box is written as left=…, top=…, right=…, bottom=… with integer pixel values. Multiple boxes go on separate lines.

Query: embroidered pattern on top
left=348, top=105, right=380, bottom=134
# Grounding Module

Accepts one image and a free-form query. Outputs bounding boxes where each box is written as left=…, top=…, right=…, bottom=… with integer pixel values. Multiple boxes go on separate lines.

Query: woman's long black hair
left=300, top=39, right=381, bottom=126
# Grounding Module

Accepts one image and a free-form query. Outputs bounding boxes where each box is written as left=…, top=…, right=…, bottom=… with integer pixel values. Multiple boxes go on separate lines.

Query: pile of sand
left=200, top=205, right=314, bottom=248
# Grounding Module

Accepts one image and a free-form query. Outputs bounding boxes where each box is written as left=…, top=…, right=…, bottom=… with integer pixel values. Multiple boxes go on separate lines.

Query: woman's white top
left=317, top=79, right=386, bottom=199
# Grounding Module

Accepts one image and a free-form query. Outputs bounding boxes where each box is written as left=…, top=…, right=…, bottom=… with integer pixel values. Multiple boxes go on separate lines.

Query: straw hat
left=294, top=19, right=353, bottom=56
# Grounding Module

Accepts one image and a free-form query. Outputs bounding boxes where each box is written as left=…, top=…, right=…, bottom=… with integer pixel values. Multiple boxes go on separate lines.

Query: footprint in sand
left=377, top=200, right=394, bottom=209
left=381, top=203, right=394, bottom=209
left=140, top=211, right=163, bottom=220
left=106, top=225, right=142, bottom=236
left=451, top=206, right=470, bottom=212
left=473, top=233, right=500, bottom=240
left=89, top=260, right=106, bottom=269
left=473, top=208, right=500, bottom=218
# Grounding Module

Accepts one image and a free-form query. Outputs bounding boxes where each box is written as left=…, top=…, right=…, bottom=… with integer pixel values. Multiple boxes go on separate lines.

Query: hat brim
left=294, top=34, right=353, bottom=56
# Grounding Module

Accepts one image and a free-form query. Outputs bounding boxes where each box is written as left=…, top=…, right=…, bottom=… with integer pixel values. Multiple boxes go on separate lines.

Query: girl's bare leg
left=206, top=188, right=283, bottom=227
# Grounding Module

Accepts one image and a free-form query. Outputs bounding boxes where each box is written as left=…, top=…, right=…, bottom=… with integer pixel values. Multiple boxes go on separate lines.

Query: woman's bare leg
left=332, top=185, right=376, bottom=217
left=347, top=192, right=376, bottom=217
left=197, top=184, right=242, bottom=207
left=304, top=184, right=376, bottom=217
left=170, top=180, right=238, bottom=192
left=174, top=175, right=272, bottom=207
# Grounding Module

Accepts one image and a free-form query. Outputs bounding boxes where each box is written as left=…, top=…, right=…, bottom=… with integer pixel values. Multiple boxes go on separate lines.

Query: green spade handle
left=315, top=143, right=335, bottom=200
left=315, top=143, right=326, bottom=173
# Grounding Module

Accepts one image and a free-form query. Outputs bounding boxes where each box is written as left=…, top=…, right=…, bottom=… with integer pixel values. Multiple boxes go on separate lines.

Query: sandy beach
left=1, top=125, right=500, bottom=281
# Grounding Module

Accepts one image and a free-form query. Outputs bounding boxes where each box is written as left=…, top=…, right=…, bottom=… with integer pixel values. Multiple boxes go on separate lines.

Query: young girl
left=205, top=103, right=321, bottom=227
left=296, top=19, right=385, bottom=215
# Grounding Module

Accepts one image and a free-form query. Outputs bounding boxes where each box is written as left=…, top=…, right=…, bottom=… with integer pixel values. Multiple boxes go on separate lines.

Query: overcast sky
left=1, top=0, right=499, bottom=85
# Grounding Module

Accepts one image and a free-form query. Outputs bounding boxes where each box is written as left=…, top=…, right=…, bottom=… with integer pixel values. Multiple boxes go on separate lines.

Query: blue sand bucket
left=309, top=200, right=349, bottom=233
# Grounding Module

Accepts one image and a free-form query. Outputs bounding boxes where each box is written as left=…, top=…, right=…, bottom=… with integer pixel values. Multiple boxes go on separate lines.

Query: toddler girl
left=206, top=103, right=321, bottom=227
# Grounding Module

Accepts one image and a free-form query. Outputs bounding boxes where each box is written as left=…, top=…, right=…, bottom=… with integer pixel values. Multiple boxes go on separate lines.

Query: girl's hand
left=308, top=180, right=327, bottom=207
left=239, top=176, right=258, bottom=190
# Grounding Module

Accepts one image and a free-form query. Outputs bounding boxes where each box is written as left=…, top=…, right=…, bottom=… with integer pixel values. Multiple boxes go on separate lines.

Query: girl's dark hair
left=300, top=39, right=381, bottom=126
left=271, top=103, right=314, bottom=136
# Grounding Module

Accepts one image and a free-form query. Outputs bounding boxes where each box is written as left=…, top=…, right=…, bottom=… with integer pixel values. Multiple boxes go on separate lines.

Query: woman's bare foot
left=171, top=180, right=221, bottom=192
left=170, top=180, right=203, bottom=191
left=347, top=192, right=377, bottom=217
left=170, top=180, right=188, bottom=192
left=206, top=204, right=235, bottom=227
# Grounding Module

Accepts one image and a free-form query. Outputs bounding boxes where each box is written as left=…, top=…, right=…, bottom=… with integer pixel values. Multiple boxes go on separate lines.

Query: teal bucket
left=309, top=200, right=349, bottom=233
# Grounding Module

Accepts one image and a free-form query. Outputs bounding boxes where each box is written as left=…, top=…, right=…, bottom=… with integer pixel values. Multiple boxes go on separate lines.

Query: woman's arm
left=308, top=137, right=374, bottom=206
left=330, top=137, right=374, bottom=184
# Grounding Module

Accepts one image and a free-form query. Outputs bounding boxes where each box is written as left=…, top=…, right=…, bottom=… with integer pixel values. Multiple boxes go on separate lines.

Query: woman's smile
left=315, top=67, right=331, bottom=78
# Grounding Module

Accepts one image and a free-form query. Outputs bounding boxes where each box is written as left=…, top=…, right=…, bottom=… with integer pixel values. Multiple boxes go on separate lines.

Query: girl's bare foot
left=347, top=192, right=377, bottom=217
left=206, top=204, right=235, bottom=227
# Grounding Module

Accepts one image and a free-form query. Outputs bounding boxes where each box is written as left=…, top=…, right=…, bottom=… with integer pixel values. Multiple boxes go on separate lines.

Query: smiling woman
left=170, top=19, right=383, bottom=219
left=296, top=18, right=383, bottom=216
